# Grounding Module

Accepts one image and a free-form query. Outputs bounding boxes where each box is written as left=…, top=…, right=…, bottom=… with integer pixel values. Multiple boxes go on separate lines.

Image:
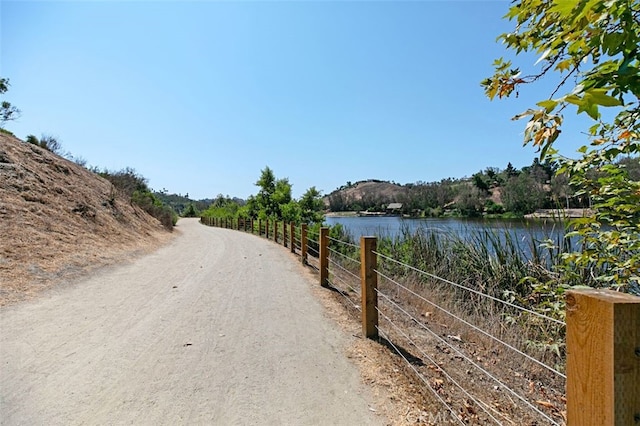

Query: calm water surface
left=324, top=216, right=569, bottom=248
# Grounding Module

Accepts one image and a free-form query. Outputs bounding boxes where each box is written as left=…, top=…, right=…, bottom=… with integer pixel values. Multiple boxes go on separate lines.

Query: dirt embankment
left=0, top=133, right=170, bottom=306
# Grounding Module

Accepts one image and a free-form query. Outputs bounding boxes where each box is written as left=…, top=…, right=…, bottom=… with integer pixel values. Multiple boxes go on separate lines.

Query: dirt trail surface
left=0, top=218, right=383, bottom=425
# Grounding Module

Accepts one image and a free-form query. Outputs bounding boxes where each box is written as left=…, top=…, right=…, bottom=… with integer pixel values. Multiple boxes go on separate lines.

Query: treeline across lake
left=327, top=157, right=640, bottom=218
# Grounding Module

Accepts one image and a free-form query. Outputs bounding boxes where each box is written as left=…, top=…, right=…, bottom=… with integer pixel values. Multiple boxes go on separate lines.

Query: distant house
left=385, top=203, right=403, bottom=215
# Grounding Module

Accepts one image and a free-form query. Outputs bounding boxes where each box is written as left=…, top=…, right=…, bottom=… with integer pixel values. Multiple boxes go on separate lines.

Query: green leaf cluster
left=485, top=0, right=640, bottom=294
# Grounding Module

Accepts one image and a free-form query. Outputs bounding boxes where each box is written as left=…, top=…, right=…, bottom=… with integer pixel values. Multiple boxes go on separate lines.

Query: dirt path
left=0, top=218, right=383, bottom=425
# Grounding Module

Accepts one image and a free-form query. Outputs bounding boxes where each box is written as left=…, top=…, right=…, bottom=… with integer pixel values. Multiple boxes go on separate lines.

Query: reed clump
left=327, top=224, right=571, bottom=367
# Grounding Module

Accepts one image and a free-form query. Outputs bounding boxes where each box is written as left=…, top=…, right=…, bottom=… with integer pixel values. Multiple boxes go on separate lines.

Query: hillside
left=0, top=133, right=171, bottom=306
left=324, top=180, right=406, bottom=210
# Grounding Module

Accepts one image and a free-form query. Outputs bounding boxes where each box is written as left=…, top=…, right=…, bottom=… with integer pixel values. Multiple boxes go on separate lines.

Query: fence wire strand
left=374, top=268, right=567, bottom=380
left=328, top=258, right=361, bottom=285
left=376, top=326, right=466, bottom=426
left=328, top=259, right=361, bottom=295
left=376, top=288, right=560, bottom=425
left=373, top=250, right=565, bottom=327
left=327, top=277, right=361, bottom=311
left=376, top=306, right=505, bottom=425
left=328, top=235, right=360, bottom=249
left=328, top=246, right=361, bottom=265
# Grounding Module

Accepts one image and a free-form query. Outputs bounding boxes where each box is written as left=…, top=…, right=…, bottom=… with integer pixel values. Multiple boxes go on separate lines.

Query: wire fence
left=199, top=219, right=637, bottom=425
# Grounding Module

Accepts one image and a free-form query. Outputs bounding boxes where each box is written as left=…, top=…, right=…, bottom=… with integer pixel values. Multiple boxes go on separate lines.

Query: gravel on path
left=0, top=218, right=383, bottom=425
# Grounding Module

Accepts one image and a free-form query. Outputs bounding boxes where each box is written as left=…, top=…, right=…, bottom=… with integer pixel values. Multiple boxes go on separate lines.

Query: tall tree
left=298, top=186, right=324, bottom=223
left=483, top=0, right=640, bottom=293
left=255, top=166, right=277, bottom=218
left=501, top=173, right=546, bottom=215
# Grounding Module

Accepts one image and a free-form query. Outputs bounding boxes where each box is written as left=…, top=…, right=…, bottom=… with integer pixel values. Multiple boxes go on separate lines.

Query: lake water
left=324, top=215, right=570, bottom=251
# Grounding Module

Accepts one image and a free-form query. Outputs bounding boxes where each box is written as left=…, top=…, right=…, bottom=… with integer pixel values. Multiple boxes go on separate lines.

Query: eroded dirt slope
left=0, top=133, right=170, bottom=305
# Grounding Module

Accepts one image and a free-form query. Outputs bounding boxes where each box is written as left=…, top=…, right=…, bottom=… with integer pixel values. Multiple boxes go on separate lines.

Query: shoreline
left=325, top=208, right=595, bottom=220
left=523, top=208, right=594, bottom=219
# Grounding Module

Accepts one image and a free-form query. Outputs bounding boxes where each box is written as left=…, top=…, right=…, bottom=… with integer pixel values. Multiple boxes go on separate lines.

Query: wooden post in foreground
left=319, top=227, right=329, bottom=287
left=360, top=236, right=378, bottom=339
left=274, top=220, right=278, bottom=242
left=566, top=289, right=639, bottom=425
left=265, top=220, right=269, bottom=239
left=301, top=224, right=308, bottom=265
left=290, top=222, right=295, bottom=253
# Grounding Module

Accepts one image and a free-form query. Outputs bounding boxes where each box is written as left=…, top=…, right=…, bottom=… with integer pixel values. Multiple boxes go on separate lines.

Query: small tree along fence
left=200, top=217, right=639, bottom=425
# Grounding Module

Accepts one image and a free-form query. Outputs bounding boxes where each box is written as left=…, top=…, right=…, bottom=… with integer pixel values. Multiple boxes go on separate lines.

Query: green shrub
left=100, top=167, right=175, bottom=231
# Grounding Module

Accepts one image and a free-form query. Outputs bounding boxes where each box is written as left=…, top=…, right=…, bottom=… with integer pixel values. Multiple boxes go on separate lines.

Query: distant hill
left=324, top=179, right=406, bottom=211
left=0, top=133, right=170, bottom=305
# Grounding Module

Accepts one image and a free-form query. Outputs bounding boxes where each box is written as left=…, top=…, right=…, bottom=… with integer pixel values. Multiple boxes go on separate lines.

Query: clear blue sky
left=1, top=0, right=588, bottom=200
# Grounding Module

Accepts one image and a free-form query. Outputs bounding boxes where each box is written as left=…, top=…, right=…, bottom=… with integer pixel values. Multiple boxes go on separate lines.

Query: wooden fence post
left=290, top=222, right=295, bottom=253
left=566, top=289, right=639, bottom=425
left=319, top=227, right=329, bottom=287
left=265, top=220, right=269, bottom=239
left=301, top=224, right=308, bottom=265
left=274, top=220, right=278, bottom=242
left=360, top=236, right=378, bottom=339
left=282, top=221, right=287, bottom=247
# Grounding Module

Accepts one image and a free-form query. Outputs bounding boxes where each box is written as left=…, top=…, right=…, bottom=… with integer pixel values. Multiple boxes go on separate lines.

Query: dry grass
left=0, top=134, right=172, bottom=306
left=321, top=258, right=567, bottom=425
